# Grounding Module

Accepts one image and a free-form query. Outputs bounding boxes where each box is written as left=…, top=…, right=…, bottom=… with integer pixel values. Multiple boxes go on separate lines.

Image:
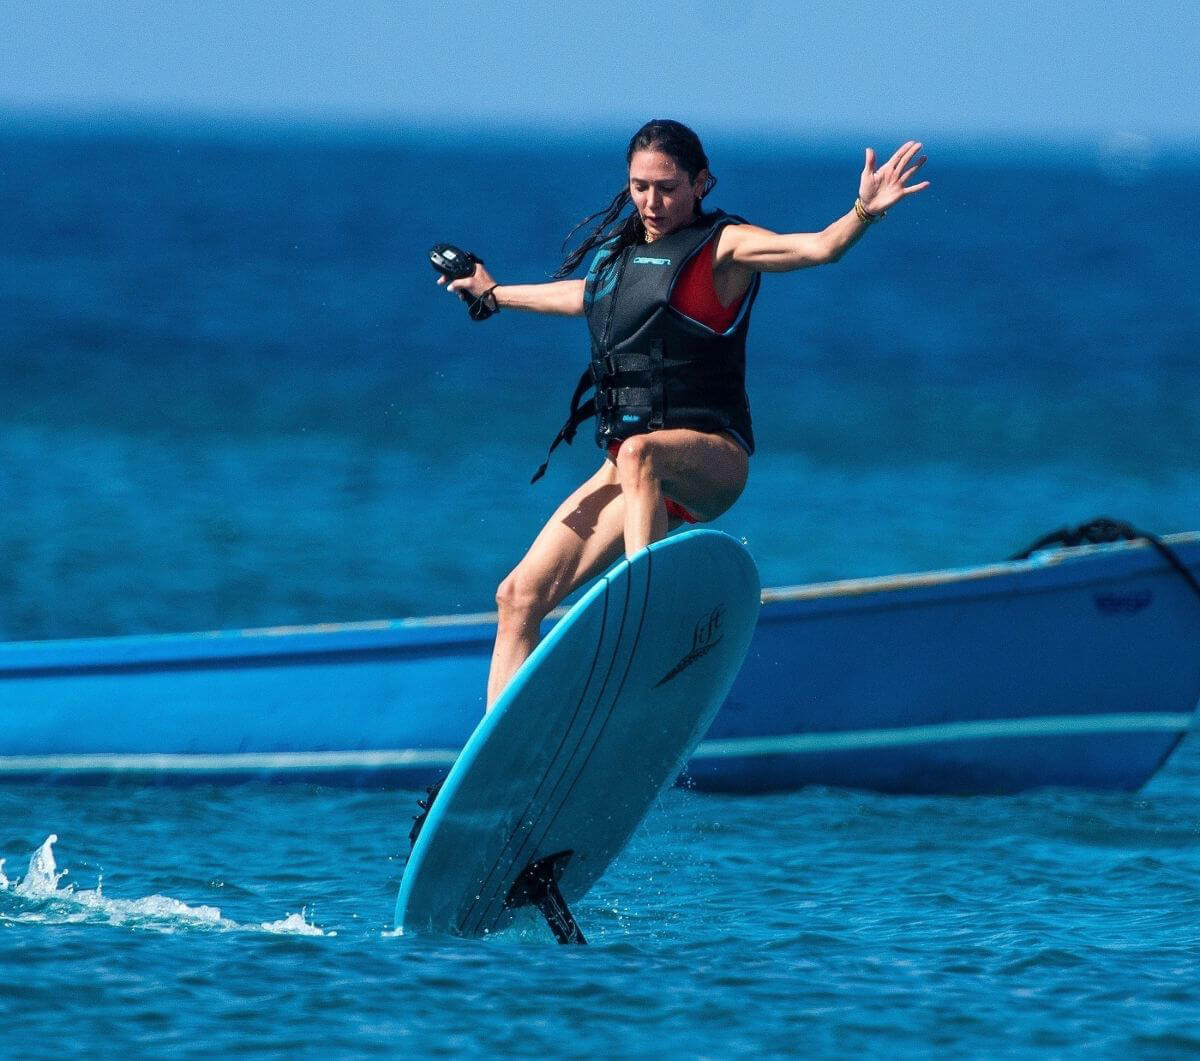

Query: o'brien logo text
left=655, top=605, right=725, bottom=687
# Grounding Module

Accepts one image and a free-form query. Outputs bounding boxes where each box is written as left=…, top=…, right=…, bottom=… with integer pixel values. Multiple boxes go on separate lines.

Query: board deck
left=395, top=529, right=760, bottom=940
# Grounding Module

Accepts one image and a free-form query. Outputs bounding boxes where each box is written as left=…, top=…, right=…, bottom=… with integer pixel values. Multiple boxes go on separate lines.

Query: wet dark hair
left=553, top=119, right=717, bottom=279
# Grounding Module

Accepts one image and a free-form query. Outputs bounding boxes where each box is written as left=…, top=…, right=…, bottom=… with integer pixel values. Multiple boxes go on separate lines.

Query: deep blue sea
left=2, top=117, right=1199, bottom=1055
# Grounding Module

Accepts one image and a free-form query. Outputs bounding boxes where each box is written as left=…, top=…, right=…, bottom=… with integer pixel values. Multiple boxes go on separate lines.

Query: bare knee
left=495, top=567, right=555, bottom=628
left=614, top=434, right=658, bottom=486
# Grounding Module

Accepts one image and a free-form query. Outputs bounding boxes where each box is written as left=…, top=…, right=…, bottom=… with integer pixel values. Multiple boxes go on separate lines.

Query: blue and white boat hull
left=2, top=534, right=1197, bottom=794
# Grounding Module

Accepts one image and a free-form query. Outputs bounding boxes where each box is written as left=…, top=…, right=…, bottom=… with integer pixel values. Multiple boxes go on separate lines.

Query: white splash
left=79, top=891, right=232, bottom=930
left=3, top=835, right=331, bottom=936
left=13, top=833, right=68, bottom=898
left=260, top=908, right=333, bottom=937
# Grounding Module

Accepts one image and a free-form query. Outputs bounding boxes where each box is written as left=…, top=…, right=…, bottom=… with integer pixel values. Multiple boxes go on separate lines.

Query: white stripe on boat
left=0, top=748, right=462, bottom=774
left=690, top=713, right=1193, bottom=759
left=0, top=712, right=1190, bottom=773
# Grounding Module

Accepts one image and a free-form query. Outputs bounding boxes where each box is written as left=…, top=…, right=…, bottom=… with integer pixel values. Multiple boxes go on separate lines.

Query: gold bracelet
left=854, top=197, right=884, bottom=224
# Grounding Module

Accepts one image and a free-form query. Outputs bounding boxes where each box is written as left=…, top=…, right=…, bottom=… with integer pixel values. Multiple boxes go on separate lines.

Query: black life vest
left=531, top=211, right=759, bottom=483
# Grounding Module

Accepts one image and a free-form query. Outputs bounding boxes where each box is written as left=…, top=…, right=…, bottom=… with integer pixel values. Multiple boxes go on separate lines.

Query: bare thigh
left=503, top=461, right=628, bottom=615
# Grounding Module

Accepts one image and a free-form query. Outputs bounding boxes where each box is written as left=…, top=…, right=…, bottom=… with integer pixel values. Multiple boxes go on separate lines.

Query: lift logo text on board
left=654, top=605, right=725, bottom=688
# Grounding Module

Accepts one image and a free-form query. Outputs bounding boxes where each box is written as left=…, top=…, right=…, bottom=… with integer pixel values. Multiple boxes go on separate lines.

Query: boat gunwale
left=761, top=532, right=1200, bottom=603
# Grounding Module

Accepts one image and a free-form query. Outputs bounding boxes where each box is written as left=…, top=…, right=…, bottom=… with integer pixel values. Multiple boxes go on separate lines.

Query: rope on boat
left=1010, top=517, right=1200, bottom=603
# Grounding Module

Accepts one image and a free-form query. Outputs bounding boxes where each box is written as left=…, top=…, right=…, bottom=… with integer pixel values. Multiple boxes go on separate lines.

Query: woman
left=442, top=119, right=929, bottom=709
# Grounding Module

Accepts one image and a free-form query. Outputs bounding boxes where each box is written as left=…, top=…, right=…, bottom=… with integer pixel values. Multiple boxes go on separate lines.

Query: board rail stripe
left=479, top=545, right=657, bottom=935
left=459, top=568, right=626, bottom=936
left=468, top=549, right=657, bottom=937
left=0, top=713, right=1189, bottom=775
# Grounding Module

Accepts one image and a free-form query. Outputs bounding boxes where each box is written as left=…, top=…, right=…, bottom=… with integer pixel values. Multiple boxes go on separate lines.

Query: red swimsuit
left=607, top=237, right=747, bottom=525
left=671, top=234, right=745, bottom=333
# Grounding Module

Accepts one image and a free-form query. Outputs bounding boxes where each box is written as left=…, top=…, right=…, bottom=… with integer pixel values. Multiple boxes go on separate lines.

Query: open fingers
left=899, top=155, right=929, bottom=184
left=883, top=140, right=911, bottom=169
left=893, top=141, right=923, bottom=173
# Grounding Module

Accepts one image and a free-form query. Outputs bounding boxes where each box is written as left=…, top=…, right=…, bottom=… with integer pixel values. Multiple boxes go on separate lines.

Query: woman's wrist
left=854, top=197, right=885, bottom=224
left=475, top=284, right=499, bottom=315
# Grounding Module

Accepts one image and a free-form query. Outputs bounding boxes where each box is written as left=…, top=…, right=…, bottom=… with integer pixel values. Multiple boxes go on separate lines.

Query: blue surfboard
left=395, top=529, right=760, bottom=942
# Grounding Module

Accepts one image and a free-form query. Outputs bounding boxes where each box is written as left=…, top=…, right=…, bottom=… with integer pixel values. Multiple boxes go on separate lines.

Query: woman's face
left=628, top=148, right=707, bottom=241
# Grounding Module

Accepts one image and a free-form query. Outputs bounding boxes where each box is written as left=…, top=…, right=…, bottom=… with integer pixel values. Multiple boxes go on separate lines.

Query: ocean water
left=4, top=750, right=1200, bottom=1056
left=2, top=118, right=1199, bottom=1054
left=2, top=120, right=1198, bottom=639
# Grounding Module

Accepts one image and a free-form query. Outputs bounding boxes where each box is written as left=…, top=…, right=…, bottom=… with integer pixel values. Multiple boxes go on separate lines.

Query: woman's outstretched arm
left=715, top=141, right=930, bottom=273
left=491, top=280, right=586, bottom=316
left=443, top=263, right=586, bottom=317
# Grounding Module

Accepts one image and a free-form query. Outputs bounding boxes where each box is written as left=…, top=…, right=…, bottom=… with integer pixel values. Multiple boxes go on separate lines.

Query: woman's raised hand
left=858, top=141, right=930, bottom=216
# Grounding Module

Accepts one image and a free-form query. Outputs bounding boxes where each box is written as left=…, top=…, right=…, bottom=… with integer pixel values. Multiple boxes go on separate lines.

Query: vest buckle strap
left=611, top=352, right=653, bottom=374
left=594, top=351, right=656, bottom=382
left=613, top=386, right=653, bottom=407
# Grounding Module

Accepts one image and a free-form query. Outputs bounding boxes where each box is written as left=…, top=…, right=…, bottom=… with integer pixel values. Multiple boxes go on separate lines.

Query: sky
left=0, top=1, right=1197, bottom=143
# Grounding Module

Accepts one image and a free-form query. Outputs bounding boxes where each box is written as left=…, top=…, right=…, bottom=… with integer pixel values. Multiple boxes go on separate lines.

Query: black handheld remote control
left=428, top=243, right=497, bottom=321
left=429, top=243, right=479, bottom=281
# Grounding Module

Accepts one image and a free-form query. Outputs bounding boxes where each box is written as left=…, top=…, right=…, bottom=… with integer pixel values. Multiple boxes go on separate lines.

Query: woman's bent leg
left=487, top=464, right=626, bottom=708
left=614, top=430, right=748, bottom=556
left=489, top=429, right=748, bottom=707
